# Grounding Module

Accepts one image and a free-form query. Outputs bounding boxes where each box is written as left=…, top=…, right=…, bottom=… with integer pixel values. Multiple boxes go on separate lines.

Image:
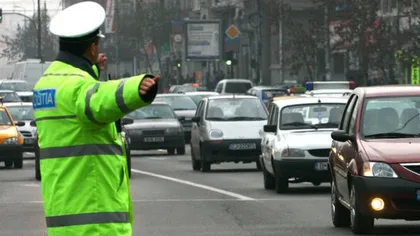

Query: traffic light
left=224, top=51, right=237, bottom=66
left=0, top=9, right=3, bottom=23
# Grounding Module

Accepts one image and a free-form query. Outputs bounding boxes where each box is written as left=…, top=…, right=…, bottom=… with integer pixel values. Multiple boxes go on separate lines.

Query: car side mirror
left=15, top=121, right=26, bottom=127
left=263, top=125, right=277, bottom=133
left=30, top=120, right=36, bottom=127
left=178, top=116, right=185, bottom=121
left=191, top=116, right=200, bottom=123
left=121, top=118, right=134, bottom=126
left=331, top=130, right=353, bottom=142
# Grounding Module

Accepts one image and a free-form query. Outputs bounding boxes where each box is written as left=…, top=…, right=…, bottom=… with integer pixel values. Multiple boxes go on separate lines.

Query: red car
left=329, top=86, right=420, bottom=234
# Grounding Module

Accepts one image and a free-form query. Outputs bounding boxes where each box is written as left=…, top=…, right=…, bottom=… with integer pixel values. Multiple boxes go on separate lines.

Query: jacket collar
left=56, top=51, right=98, bottom=80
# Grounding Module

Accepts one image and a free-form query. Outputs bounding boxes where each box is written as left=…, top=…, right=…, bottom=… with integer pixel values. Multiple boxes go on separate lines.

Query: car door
left=264, top=105, right=279, bottom=174
left=191, top=100, right=204, bottom=157
left=333, top=94, right=357, bottom=198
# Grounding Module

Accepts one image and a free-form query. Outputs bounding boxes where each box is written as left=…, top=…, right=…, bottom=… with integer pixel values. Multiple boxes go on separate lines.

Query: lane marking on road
left=20, top=183, right=40, bottom=187
left=147, top=157, right=167, bottom=160
left=131, top=169, right=256, bottom=201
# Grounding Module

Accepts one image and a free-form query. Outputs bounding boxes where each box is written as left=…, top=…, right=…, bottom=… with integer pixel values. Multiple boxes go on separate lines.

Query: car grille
left=143, top=130, right=165, bottom=136
left=308, top=149, right=330, bottom=157
left=20, top=131, right=33, bottom=138
left=402, top=165, right=420, bottom=175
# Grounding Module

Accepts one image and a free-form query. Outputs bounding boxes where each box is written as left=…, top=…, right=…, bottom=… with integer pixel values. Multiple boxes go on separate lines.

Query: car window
left=0, top=109, right=12, bottom=125
left=224, top=82, right=252, bottom=94
left=154, top=96, right=197, bottom=111
left=280, top=103, right=346, bottom=130
left=362, top=96, right=420, bottom=137
left=0, top=82, right=31, bottom=91
left=7, top=106, right=34, bottom=121
left=348, top=96, right=359, bottom=135
left=340, top=94, right=357, bottom=131
left=126, top=104, right=176, bottom=119
left=0, top=92, right=22, bottom=102
left=206, top=98, right=267, bottom=121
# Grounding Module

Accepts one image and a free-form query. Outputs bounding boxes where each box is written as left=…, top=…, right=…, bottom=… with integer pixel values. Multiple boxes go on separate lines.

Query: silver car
left=124, top=102, right=185, bottom=155
left=6, top=102, right=36, bottom=152
left=190, top=95, right=268, bottom=172
left=185, top=91, right=219, bottom=106
left=0, top=80, right=33, bottom=102
left=0, top=90, right=23, bottom=104
left=154, top=94, right=197, bottom=142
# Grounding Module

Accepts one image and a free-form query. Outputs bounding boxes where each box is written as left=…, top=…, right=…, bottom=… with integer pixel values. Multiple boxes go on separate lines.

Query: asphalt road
left=0, top=148, right=419, bottom=236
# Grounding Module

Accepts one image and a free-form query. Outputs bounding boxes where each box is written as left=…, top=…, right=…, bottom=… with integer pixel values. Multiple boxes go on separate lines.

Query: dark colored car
left=33, top=118, right=133, bottom=181
left=329, top=86, right=420, bottom=234
left=154, top=94, right=197, bottom=142
left=124, top=102, right=185, bottom=155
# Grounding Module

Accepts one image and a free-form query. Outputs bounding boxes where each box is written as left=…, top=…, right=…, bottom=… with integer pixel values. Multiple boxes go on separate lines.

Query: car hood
left=0, top=125, right=19, bottom=137
left=208, top=120, right=266, bottom=139
left=283, top=130, right=335, bottom=150
left=16, top=91, right=33, bottom=97
left=125, top=119, right=181, bottom=129
left=173, top=110, right=195, bottom=118
left=361, top=139, right=420, bottom=163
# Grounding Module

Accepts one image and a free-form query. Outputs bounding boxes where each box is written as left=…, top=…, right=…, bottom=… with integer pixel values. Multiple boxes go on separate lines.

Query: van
left=11, top=59, right=52, bottom=89
left=214, top=79, right=253, bottom=94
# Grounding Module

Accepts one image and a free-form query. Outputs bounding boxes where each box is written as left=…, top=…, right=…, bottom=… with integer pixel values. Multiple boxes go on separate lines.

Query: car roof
left=218, top=79, right=252, bottom=83
left=184, top=91, right=219, bottom=95
left=273, top=96, right=348, bottom=107
left=3, top=102, right=32, bottom=107
left=150, top=102, right=170, bottom=105
left=0, top=80, right=26, bottom=83
left=207, top=94, right=257, bottom=100
left=0, top=90, right=15, bottom=93
left=355, top=85, right=420, bottom=97
left=156, top=93, right=188, bottom=97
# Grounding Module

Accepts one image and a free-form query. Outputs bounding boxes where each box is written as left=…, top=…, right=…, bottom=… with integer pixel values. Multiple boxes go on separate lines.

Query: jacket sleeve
left=74, top=74, right=157, bottom=125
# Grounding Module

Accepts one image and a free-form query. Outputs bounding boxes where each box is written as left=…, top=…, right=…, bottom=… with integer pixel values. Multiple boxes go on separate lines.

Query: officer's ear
left=89, top=39, right=100, bottom=58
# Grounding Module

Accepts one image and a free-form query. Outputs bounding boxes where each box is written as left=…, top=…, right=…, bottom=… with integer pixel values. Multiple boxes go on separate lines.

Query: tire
left=331, top=182, right=350, bottom=227
left=176, top=146, right=186, bottom=155
left=126, top=149, right=131, bottom=179
left=35, top=146, right=41, bottom=181
left=5, top=160, right=13, bottom=168
left=167, top=148, right=175, bottom=155
left=256, top=161, right=262, bottom=170
left=200, top=147, right=210, bottom=172
left=191, top=145, right=201, bottom=171
left=350, top=184, right=374, bottom=234
left=312, top=181, right=321, bottom=186
left=274, top=172, right=288, bottom=193
left=13, top=153, right=23, bottom=169
left=263, top=163, right=275, bottom=190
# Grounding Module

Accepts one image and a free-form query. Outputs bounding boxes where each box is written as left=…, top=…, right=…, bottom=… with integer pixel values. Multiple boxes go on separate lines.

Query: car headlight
left=281, top=148, right=305, bottom=157
left=209, top=129, right=223, bottom=138
left=3, top=137, right=19, bottom=144
left=363, top=162, right=398, bottom=178
left=166, top=127, right=182, bottom=134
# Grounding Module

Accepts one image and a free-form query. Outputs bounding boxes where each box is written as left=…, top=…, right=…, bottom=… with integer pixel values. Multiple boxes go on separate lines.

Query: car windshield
left=362, top=97, right=420, bottom=138
left=126, top=104, right=176, bottom=120
left=0, top=109, right=12, bottom=125
left=280, top=103, right=346, bottom=130
left=0, top=92, right=22, bottom=102
left=206, top=98, right=268, bottom=121
left=262, top=89, right=287, bottom=100
left=189, top=94, right=218, bottom=105
left=154, top=96, right=197, bottom=110
left=0, top=82, right=31, bottom=91
left=225, top=82, right=252, bottom=94
left=7, top=106, right=34, bottom=121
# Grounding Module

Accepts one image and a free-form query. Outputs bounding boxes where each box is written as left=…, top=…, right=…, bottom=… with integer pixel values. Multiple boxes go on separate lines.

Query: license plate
left=416, top=190, right=420, bottom=201
left=229, top=143, right=256, bottom=150
left=24, top=139, right=34, bottom=144
left=315, top=162, right=329, bottom=171
left=144, top=137, right=164, bottom=142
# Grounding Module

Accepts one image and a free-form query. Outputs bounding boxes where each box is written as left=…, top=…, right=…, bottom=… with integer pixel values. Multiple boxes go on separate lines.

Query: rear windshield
left=225, top=82, right=252, bottom=94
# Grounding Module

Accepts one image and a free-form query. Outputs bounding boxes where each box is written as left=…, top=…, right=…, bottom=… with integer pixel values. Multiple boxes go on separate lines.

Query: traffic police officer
left=32, top=2, right=159, bottom=235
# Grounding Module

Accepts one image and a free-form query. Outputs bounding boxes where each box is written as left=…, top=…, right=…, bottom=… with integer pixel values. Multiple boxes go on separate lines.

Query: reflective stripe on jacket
left=33, top=53, right=155, bottom=236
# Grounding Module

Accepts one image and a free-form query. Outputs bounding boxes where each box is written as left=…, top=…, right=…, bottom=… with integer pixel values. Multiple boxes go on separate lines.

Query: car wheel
left=350, top=184, right=374, bottom=234
left=312, top=181, right=321, bottom=186
left=167, top=148, right=175, bottom=155
left=176, top=146, right=186, bottom=155
left=274, top=172, right=288, bottom=193
left=5, top=160, right=13, bottom=168
left=256, top=161, right=262, bottom=170
left=35, top=157, right=41, bottom=181
left=126, top=149, right=131, bottom=179
left=191, top=145, right=201, bottom=171
left=13, top=153, right=23, bottom=169
left=263, top=163, right=275, bottom=190
left=331, top=182, right=350, bottom=227
left=200, top=148, right=211, bottom=172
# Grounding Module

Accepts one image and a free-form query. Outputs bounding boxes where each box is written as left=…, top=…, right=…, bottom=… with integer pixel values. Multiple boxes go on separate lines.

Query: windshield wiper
left=365, top=132, right=419, bottom=139
left=206, top=117, right=226, bottom=121
left=282, top=122, right=318, bottom=129
left=225, top=116, right=265, bottom=121
left=143, top=117, right=163, bottom=119
left=316, top=122, right=339, bottom=128
left=174, top=108, right=193, bottom=111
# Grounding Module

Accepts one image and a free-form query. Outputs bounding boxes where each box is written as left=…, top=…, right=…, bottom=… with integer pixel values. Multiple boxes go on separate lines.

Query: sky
left=0, top=0, right=62, bottom=78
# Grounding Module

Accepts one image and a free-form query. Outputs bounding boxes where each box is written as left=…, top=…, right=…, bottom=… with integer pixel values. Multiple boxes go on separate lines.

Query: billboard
left=185, top=20, right=221, bottom=61
left=104, top=0, right=116, bottom=34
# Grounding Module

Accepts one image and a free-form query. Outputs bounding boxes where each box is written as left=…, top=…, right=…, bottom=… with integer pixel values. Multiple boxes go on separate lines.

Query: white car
left=184, top=91, right=219, bottom=105
left=0, top=80, right=33, bottom=102
left=190, top=95, right=268, bottom=172
left=260, top=96, right=348, bottom=193
left=0, top=90, right=24, bottom=106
